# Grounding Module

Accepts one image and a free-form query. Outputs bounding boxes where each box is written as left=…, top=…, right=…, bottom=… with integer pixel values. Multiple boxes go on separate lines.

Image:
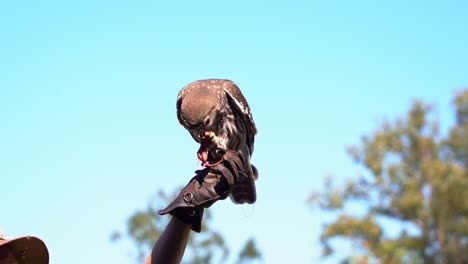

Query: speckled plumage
left=177, top=79, right=258, bottom=204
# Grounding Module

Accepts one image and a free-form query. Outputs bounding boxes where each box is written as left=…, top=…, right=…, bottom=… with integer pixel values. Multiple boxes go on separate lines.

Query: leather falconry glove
left=158, top=150, right=247, bottom=232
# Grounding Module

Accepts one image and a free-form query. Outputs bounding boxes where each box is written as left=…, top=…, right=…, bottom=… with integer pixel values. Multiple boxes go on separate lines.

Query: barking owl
left=176, top=79, right=258, bottom=204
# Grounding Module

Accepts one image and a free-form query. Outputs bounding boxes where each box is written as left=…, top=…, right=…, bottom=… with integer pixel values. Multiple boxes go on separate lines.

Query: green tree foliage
left=237, top=237, right=262, bottom=264
left=310, top=90, right=468, bottom=264
left=112, top=189, right=262, bottom=264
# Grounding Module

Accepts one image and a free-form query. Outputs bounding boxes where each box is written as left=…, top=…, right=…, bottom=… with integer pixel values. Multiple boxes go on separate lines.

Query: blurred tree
left=112, top=189, right=262, bottom=264
left=309, top=90, right=468, bottom=264
left=237, top=237, right=262, bottom=264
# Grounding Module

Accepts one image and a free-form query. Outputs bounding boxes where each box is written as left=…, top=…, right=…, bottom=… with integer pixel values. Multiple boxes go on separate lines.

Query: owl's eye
left=204, top=118, right=210, bottom=126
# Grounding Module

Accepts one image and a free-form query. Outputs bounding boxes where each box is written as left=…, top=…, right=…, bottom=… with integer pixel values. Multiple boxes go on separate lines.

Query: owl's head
left=177, top=81, right=227, bottom=141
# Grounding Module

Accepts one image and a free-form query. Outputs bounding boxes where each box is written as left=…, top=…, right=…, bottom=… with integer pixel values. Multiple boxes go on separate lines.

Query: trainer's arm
left=144, top=216, right=191, bottom=264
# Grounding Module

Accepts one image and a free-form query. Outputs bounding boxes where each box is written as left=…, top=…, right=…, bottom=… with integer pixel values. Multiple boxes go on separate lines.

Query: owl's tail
left=229, top=163, right=258, bottom=204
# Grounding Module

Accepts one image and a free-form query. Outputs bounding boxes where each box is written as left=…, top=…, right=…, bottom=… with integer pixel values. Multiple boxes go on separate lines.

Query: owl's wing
left=223, top=81, right=257, bottom=155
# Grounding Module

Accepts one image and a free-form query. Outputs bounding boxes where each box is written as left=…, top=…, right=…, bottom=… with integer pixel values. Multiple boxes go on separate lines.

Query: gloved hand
left=158, top=151, right=246, bottom=232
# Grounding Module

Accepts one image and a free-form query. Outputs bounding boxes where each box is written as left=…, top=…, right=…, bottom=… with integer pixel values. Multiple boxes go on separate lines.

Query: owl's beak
left=199, top=131, right=215, bottom=140
left=199, top=131, right=216, bottom=151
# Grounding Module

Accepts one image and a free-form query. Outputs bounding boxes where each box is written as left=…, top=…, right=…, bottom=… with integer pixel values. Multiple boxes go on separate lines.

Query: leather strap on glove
left=158, top=151, right=246, bottom=232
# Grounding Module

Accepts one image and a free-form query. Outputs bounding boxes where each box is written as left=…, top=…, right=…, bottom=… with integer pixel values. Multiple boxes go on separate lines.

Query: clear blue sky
left=1, top=1, right=467, bottom=263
